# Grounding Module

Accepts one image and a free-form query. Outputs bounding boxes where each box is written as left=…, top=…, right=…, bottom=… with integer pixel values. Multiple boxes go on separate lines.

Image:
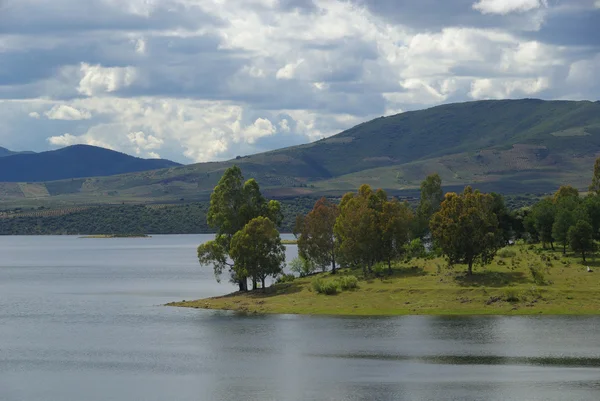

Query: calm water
left=1, top=235, right=600, bottom=401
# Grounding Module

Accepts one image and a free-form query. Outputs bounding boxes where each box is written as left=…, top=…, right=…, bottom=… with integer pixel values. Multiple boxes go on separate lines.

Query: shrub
left=338, top=275, right=359, bottom=290
left=529, top=263, right=546, bottom=285
left=503, top=288, right=520, bottom=303
left=497, top=248, right=516, bottom=258
left=312, top=278, right=339, bottom=295
left=372, top=262, right=388, bottom=277
left=276, top=273, right=296, bottom=284
left=290, top=257, right=317, bottom=277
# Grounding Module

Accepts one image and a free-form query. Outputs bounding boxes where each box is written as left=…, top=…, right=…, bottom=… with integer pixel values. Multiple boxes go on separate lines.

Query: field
left=169, top=245, right=600, bottom=315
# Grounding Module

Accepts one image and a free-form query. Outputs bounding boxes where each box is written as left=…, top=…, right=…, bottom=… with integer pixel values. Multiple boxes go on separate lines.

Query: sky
left=0, top=0, right=598, bottom=163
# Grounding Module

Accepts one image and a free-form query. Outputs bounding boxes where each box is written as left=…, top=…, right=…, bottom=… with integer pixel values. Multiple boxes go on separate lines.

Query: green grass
left=169, top=245, right=600, bottom=315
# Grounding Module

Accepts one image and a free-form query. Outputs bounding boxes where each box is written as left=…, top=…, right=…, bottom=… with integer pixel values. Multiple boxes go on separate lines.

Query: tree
left=430, top=186, right=502, bottom=276
left=415, top=173, right=444, bottom=238
left=380, top=199, right=414, bottom=273
left=553, top=208, right=575, bottom=255
left=553, top=185, right=579, bottom=203
left=490, top=193, right=512, bottom=245
left=230, top=217, right=286, bottom=290
left=568, top=220, right=595, bottom=262
left=335, top=185, right=380, bottom=273
left=530, top=198, right=556, bottom=250
left=589, top=157, right=600, bottom=195
left=297, top=198, right=340, bottom=274
left=199, top=166, right=282, bottom=291
left=583, top=194, right=600, bottom=240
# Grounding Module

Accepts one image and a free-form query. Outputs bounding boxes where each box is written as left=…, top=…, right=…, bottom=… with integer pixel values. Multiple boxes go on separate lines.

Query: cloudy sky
left=0, top=0, right=598, bottom=163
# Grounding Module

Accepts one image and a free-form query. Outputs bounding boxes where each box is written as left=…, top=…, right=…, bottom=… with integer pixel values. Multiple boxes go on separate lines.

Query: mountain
left=1, top=99, right=600, bottom=206
left=0, top=145, right=181, bottom=182
left=0, top=147, right=35, bottom=158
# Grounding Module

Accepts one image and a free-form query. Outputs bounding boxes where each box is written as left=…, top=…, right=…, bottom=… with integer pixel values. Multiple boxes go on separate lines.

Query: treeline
left=294, top=174, right=511, bottom=277
left=0, top=199, right=315, bottom=235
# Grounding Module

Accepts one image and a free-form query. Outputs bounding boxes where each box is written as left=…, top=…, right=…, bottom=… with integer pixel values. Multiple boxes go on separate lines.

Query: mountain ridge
left=0, top=145, right=181, bottom=183
left=1, top=99, right=599, bottom=206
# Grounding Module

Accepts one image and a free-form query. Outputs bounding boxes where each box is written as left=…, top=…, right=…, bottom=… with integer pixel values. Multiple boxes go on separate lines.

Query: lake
left=1, top=234, right=600, bottom=401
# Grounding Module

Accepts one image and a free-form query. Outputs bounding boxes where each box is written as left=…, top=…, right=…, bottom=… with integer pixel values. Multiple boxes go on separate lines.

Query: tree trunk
left=331, top=251, right=337, bottom=275
left=252, top=278, right=257, bottom=291
left=261, top=278, right=266, bottom=292
left=550, top=241, right=555, bottom=251
left=583, top=250, right=586, bottom=262
left=238, top=279, right=248, bottom=292
left=467, top=260, right=473, bottom=276
left=388, top=259, right=392, bottom=274
left=563, top=243, right=566, bottom=255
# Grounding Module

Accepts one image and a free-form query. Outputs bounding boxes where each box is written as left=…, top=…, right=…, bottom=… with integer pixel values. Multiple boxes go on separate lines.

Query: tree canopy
left=430, top=186, right=502, bottom=275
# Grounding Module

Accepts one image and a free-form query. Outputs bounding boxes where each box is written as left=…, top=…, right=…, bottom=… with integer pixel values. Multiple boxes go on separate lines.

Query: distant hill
left=0, top=145, right=181, bottom=182
left=1, top=99, right=600, bottom=206
left=0, top=147, right=35, bottom=158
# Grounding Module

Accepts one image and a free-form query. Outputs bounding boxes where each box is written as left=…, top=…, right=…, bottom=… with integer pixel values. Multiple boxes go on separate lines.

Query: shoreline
left=168, top=245, right=600, bottom=316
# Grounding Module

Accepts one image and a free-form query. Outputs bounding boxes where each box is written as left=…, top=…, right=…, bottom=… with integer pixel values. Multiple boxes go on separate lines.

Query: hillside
left=0, top=145, right=181, bottom=183
left=1, top=99, right=599, bottom=206
left=0, top=147, right=35, bottom=158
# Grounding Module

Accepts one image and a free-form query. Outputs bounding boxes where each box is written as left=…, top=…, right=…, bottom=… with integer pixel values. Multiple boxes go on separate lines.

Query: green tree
left=568, top=220, right=595, bottom=262
left=380, top=199, right=414, bottom=273
left=297, top=198, right=340, bottom=274
left=230, top=217, right=286, bottom=290
left=530, top=198, right=556, bottom=250
left=583, top=195, right=600, bottom=240
left=199, top=166, right=282, bottom=291
left=553, top=208, right=575, bottom=255
left=415, top=173, right=444, bottom=238
left=553, top=185, right=579, bottom=203
left=335, top=185, right=380, bottom=273
left=490, top=192, right=512, bottom=245
left=430, top=186, right=502, bottom=276
left=589, top=157, right=600, bottom=195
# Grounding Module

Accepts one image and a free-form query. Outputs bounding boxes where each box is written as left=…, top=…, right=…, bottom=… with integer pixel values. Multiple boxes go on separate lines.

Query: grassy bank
left=169, top=245, right=600, bottom=315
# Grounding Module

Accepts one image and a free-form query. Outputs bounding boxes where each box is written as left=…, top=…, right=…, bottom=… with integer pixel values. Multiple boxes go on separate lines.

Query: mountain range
left=1, top=98, right=599, bottom=207
left=0, top=145, right=180, bottom=183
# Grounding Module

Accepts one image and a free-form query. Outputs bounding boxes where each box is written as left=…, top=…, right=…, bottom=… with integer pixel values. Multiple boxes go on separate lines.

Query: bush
left=312, top=278, right=339, bottom=295
left=290, top=257, right=317, bottom=277
left=528, top=263, right=546, bottom=285
left=338, top=275, right=359, bottom=290
left=405, top=238, right=426, bottom=259
left=503, top=288, right=520, bottom=303
left=497, top=248, right=516, bottom=258
left=371, top=262, right=390, bottom=277
left=276, top=273, right=296, bottom=284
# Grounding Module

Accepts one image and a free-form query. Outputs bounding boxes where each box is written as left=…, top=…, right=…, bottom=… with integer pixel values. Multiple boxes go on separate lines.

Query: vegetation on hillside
left=2, top=99, right=599, bottom=205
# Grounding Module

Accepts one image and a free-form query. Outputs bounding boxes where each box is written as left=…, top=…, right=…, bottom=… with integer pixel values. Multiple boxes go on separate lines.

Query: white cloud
left=127, top=131, right=164, bottom=155
left=77, top=63, right=137, bottom=96
left=45, top=105, right=92, bottom=120
left=240, top=118, right=277, bottom=143
left=47, top=132, right=115, bottom=150
left=276, top=60, right=304, bottom=80
left=28, top=112, right=40, bottom=119
left=469, top=77, right=549, bottom=99
left=473, top=0, right=548, bottom=15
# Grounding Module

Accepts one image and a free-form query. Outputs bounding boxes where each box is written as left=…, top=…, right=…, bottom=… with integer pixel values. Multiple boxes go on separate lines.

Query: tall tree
left=531, top=198, right=556, bottom=250
left=230, top=217, right=286, bottom=291
left=553, top=208, right=575, bottom=255
left=297, top=198, right=340, bottom=274
left=380, top=199, right=414, bottom=273
left=589, top=157, right=600, bottom=195
left=415, top=173, right=444, bottom=237
left=490, top=192, right=512, bottom=245
left=430, top=186, right=502, bottom=276
left=568, top=220, right=595, bottom=262
left=553, top=185, right=579, bottom=204
left=198, top=166, right=282, bottom=291
left=335, top=185, right=380, bottom=273
left=583, top=194, right=600, bottom=240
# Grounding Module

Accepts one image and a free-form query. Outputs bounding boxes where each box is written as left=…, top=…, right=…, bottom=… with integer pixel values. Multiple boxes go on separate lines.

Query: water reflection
left=2, top=236, right=600, bottom=401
